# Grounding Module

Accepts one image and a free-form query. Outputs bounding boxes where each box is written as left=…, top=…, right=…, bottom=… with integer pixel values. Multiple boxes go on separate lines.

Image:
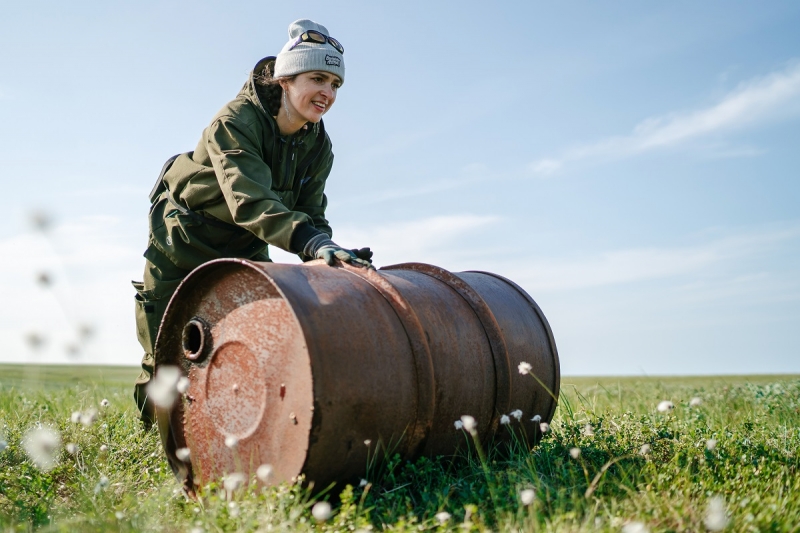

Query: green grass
left=1, top=365, right=798, bottom=532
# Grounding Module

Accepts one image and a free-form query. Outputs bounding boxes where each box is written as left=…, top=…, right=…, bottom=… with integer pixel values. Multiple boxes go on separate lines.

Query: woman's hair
left=254, top=59, right=295, bottom=116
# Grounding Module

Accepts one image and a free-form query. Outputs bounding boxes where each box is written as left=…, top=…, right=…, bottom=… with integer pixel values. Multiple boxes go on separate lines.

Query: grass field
left=1, top=364, right=798, bottom=532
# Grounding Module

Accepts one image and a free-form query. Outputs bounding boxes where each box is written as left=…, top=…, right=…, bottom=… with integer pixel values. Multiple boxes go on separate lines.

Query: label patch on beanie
left=325, top=54, right=341, bottom=67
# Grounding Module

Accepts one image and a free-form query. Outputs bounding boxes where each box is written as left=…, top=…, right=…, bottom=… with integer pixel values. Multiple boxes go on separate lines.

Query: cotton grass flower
left=175, top=447, right=191, bottom=461
left=70, top=411, right=82, bottom=424
left=460, top=415, right=477, bottom=435
left=256, top=464, right=273, bottom=483
left=520, top=488, right=535, bottom=506
left=539, top=422, right=550, bottom=433
left=94, top=475, right=110, bottom=494
left=80, top=408, right=98, bottom=427
left=657, top=400, right=674, bottom=413
left=583, top=423, right=595, bottom=436
left=359, top=478, right=368, bottom=487
left=690, top=396, right=703, bottom=407
left=453, top=420, right=463, bottom=430
left=639, top=444, right=651, bottom=455
left=312, top=501, right=332, bottom=522
left=99, top=444, right=108, bottom=455
left=621, top=521, right=649, bottom=533
left=146, top=366, right=182, bottom=408
left=706, top=439, right=717, bottom=451
left=23, top=426, right=61, bottom=471
left=510, top=409, right=523, bottom=421
left=176, top=376, right=191, bottom=394
left=434, top=511, right=451, bottom=523
left=100, top=398, right=110, bottom=408
left=66, top=443, right=79, bottom=455
left=517, top=362, right=532, bottom=375
left=500, top=414, right=511, bottom=425
left=531, top=414, right=542, bottom=423
left=223, top=472, right=247, bottom=492
left=569, top=447, right=581, bottom=459
left=704, top=496, right=729, bottom=531
left=225, top=436, right=238, bottom=449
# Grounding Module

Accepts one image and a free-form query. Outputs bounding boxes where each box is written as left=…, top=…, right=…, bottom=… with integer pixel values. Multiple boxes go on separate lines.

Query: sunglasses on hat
left=288, top=30, right=344, bottom=55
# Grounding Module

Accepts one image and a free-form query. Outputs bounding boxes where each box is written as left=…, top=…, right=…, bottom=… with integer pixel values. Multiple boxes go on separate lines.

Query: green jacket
left=147, top=57, right=334, bottom=271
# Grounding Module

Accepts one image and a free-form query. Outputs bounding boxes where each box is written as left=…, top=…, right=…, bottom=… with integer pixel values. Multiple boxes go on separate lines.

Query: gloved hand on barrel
left=304, top=233, right=373, bottom=268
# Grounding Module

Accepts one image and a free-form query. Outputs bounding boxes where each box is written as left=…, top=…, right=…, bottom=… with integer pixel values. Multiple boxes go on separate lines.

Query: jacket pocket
left=133, top=280, right=158, bottom=355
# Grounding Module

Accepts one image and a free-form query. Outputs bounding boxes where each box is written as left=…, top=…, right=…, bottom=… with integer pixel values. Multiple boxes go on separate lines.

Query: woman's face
left=284, top=71, right=341, bottom=124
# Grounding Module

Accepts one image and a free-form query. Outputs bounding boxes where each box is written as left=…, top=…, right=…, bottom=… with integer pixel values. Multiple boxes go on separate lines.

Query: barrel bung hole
left=182, top=318, right=208, bottom=360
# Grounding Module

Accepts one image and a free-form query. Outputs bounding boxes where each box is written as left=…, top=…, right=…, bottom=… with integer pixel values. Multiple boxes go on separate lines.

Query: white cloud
left=498, top=223, right=800, bottom=292
left=533, top=61, right=800, bottom=172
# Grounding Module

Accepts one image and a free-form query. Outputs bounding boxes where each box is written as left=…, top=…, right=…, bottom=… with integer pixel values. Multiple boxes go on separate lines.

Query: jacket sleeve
left=206, top=116, right=311, bottom=252
left=293, top=148, right=334, bottom=238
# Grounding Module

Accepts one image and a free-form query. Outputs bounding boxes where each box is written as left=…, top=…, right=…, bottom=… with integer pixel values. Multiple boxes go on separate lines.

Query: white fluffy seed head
left=70, top=411, right=81, bottom=424
left=622, top=521, right=649, bottom=533
left=99, top=444, right=108, bottom=454
left=569, top=447, right=581, bottom=459
left=460, top=415, right=477, bottom=434
left=66, top=443, right=79, bottom=455
left=23, top=426, right=61, bottom=471
left=146, top=366, right=182, bottom=408
left=80, top=408, right=98, bottom=427
left=176, top=376, right=191, bottom=394
left=520, top=488, right=535, bottom=506
left=434, top=511, right=451, bottom=523
left=539, top=422, right=550, bottom=433
left=223, top=472, right=247, bottom=492
left=311, top=501, right=332, bottom=522
left=690, top=397, right=703, bottom=407
left=583, top=423, right=595, bottom=436
left=500, top=415, right=511, bottom=425
left=225, top=436, right=239, bottom=449
left=100, top=399, right=110, bottom=408
left=657, top=400, right=675, bottom=413
left=510, top=409, right=523, bottom=421
left=531, top=415, right=542, bottom=423
left=706, top=439, right=717, bottom=451
left=359, top=478, right=368, bottom=487
left=639, top=444, right=651, bottom=455
left=175, top=447, right=191, bottom=461
left=256, top=464, right=274, bottom=483
left=517, top=362, right=532, bottom=375
left=704, top=496, right=729, bottom=531
left=454, top=420, right=463, bottom=430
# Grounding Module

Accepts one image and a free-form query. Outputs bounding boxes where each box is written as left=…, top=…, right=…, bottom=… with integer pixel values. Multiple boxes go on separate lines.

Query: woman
left=133, top=19, right=371, bottom=426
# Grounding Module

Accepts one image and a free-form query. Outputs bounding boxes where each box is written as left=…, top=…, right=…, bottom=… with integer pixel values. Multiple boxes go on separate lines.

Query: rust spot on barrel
left=153, top=259, right=560, bottom=493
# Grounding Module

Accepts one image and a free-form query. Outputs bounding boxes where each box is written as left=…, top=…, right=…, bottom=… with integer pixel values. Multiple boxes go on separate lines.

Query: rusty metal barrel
left=154, top=259, right=560, bottom=491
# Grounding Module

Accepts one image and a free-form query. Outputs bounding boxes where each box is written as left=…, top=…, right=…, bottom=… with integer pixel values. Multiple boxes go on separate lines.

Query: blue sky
left=1, top=1, right=798, bottom=375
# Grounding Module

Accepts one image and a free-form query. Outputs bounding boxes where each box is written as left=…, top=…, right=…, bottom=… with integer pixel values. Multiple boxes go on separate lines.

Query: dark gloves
left=304, top=233, right=373, bottom=267
left=350, top=247, right=373, bottom=263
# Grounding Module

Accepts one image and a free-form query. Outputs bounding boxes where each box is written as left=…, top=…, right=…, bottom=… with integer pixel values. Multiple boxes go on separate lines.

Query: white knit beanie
left=274, top=19, right=345, bottom=83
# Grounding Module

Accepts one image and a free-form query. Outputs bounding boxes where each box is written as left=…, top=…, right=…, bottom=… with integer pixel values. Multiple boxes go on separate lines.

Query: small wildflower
left=175, top=447, right=191, bottom=461
left=70, top=411, right=82, bottom=424
left=359, top=478, right=368, bottom=487
left=517, top=361, right=532, bottom=375
left=223, top=472, right=247, bottom=492
left=454, top=420, right=463, bottom=430
left=256, top=464, right=273, bottom=483
left=500, top=414, right=511, bottom=425
left=639, top=444, right=651, bottom=455
left=66, top=443, right=79, bottom=455
left=539, top=422, right=550, bottom=433
left=225, top=436, right=238, bottom=449
left=100, top=399, right=110, bottom=408
left=583, top=423, right=595, bottom=436
left=312, top=501, right=332, bottom=522
left=569, top=447, right=581, bottom=459
left=510, top=409, right=523, bottom=420
left=520, top=488, right=535, bottom=506
left=176, top=377, right=190, bottom=394
left=622, top=522, right=649, bottom=533
left=434, top=511, right=451, bottom=523
left=363, top=439, right=372, bottom=446
left=657, top=400, right=674, bottom=413
left=23, top=426, right=61, bottom=471
left=704, top=496, right=729, bottom=531
left=706, top=439, right=717, bottom=451
left=146, top=366, right=182, bottom=408
left=460, top=415, right=477, bottom=435
left=690, top=397, right=703, bottom=407
left=531, top=414, right=542, bottom=423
